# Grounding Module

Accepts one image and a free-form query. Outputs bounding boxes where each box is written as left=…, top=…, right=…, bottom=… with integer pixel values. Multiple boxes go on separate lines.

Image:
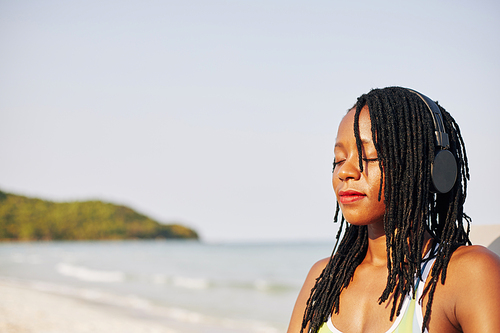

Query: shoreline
left=0, top=279, right=281, bottom=333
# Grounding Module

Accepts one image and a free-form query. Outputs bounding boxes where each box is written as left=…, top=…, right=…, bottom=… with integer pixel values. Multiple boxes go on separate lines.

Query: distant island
left=0, top=190, right=198, bottom=241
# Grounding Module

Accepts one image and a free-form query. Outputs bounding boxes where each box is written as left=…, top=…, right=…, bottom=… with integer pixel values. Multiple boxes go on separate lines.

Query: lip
left=338, top=190, right=366, bottom=204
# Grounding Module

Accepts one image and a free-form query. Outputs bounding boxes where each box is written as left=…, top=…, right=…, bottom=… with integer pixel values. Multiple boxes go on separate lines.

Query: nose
left=336, top=159, right=362, bottom=181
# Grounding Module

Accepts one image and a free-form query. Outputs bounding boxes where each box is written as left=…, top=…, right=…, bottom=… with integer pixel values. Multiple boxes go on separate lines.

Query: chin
left=343, top=215, right=385, bottom=227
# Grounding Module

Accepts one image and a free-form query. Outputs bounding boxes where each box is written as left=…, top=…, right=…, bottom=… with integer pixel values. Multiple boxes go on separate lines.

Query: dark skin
left=287, top=107, right=500, bottom=333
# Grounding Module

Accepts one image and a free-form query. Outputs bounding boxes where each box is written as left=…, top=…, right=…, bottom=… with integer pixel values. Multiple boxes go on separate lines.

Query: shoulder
left=451, top=243, right=500, bottom=259
left=448, top=244, right=500, bottom=276
left=287, top=257, right=331, bottom=333
left=445, top=245, right=500, bottom=292
left=444, top=245, right=500, bottom=332
left=444, top=245, right=500, bottom=297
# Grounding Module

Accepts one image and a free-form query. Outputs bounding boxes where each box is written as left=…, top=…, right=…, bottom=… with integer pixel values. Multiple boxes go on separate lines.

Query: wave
left=252, top=279, right=296, bottom=293
left=53, top=263, right=294, bottom=294
left=172, top=276, right=210, bottom=290
left=151, top=274, right=210, bottom=290
left=150, top=273, right=294, bottom=293
left=55, top=263, right=125, bottom=282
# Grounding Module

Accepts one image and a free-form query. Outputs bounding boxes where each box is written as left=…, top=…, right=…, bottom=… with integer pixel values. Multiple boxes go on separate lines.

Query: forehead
left=335, top=106, right=373, bottom=144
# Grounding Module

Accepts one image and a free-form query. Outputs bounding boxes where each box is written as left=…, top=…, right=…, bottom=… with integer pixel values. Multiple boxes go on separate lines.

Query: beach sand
left=0, top=280, right=279, bottom=333
left=0, top=281, right=178, bottom=333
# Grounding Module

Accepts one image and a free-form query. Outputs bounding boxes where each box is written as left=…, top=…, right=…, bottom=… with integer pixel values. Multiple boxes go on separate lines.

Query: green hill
left=0, top=190, right=198, bottom=241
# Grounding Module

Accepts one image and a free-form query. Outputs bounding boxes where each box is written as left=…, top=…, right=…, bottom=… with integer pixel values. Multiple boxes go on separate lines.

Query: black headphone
left=407, top=89, right=458, bottom=194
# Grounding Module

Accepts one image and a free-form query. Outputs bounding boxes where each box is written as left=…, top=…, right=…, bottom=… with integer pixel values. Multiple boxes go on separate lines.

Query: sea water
left=0, top=240, right=334, bottom=332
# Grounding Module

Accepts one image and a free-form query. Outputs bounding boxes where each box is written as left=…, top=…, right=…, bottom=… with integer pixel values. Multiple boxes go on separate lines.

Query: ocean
left=0, top=240, right=334, bottom=333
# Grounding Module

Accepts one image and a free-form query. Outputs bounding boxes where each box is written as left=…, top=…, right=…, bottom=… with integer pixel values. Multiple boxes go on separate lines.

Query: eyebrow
left=334, top=137, right=373, bottom=149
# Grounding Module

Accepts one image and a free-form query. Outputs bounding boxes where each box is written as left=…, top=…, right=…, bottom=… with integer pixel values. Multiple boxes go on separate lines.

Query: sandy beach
left=0, top=281, right=179, bottom=333
left=0, top=280, right=281, bottom=333
left=0, top=277, right=283, bottom=333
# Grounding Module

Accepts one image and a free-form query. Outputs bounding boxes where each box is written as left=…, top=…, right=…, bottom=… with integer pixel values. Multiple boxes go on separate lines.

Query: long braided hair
left=301, top=87, right=471, bottom=333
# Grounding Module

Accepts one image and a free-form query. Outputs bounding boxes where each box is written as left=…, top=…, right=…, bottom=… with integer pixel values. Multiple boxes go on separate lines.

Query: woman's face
left=332, top=106, right=386, bottom=227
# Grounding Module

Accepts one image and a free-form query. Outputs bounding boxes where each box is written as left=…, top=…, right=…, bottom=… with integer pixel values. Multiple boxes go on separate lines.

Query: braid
left=300, top=87, right=471, bottom=333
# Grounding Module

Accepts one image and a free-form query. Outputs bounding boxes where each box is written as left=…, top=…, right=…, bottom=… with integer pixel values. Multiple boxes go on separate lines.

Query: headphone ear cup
left=431, top=149, right=458, bottom=194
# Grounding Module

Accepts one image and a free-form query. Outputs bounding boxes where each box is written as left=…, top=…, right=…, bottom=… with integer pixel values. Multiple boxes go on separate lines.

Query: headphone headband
left=407, top=89, right=449, bottom=149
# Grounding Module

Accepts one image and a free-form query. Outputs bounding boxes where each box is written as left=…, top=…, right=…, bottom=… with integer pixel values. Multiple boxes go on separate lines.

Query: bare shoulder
left=444, top=245, right=500, bottom=332
left=448, top=244, right=500, bottom=275
left=287, top=257, right=331, bottom=333
left=446, top=245, right=500, bottom=293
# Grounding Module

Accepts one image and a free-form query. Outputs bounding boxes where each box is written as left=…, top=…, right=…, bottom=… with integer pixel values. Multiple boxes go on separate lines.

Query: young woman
left=287, top=87, right=500, bottom=333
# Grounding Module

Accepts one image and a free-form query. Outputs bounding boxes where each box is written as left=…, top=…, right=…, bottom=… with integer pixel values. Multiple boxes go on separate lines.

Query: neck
left=363, top=224, right=435, bottom=267
left=364, top=222, right=388, bottom=267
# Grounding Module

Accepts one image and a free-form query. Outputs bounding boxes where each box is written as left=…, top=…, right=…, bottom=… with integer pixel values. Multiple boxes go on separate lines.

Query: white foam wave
left=152, top=273, right=168, bottom=285
left=56, top=263, right=125, bottom=282
left=172, top=276, right=209, bottom=290
left=251, top=279, right=295, bottom=293
left=150, top=274, right=209, bottom=290
left=254, top=279, right=269, bottom=291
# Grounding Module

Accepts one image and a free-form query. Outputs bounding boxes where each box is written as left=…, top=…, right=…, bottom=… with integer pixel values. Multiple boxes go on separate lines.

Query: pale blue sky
left=1, top=0, right=499, bottom=242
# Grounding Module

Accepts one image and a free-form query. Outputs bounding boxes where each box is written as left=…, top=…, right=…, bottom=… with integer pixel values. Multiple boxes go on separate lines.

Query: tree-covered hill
left=0, top=190, right=198, bottom=241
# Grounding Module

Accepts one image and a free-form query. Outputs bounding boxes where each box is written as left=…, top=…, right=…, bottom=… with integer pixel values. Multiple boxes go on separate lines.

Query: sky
left=1, top=0, right=499, bottom=242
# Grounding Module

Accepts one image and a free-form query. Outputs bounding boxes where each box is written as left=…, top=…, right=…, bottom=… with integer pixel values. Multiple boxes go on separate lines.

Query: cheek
left=368, top=165, right=384, bottom=195
left=366, top=173, right=386, bottom=222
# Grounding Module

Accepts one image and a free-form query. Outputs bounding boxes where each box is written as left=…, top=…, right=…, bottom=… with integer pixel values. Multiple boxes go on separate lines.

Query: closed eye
left=333, top=158, right=377, bottom=173
left=332, top=160, right=345, bottom=172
